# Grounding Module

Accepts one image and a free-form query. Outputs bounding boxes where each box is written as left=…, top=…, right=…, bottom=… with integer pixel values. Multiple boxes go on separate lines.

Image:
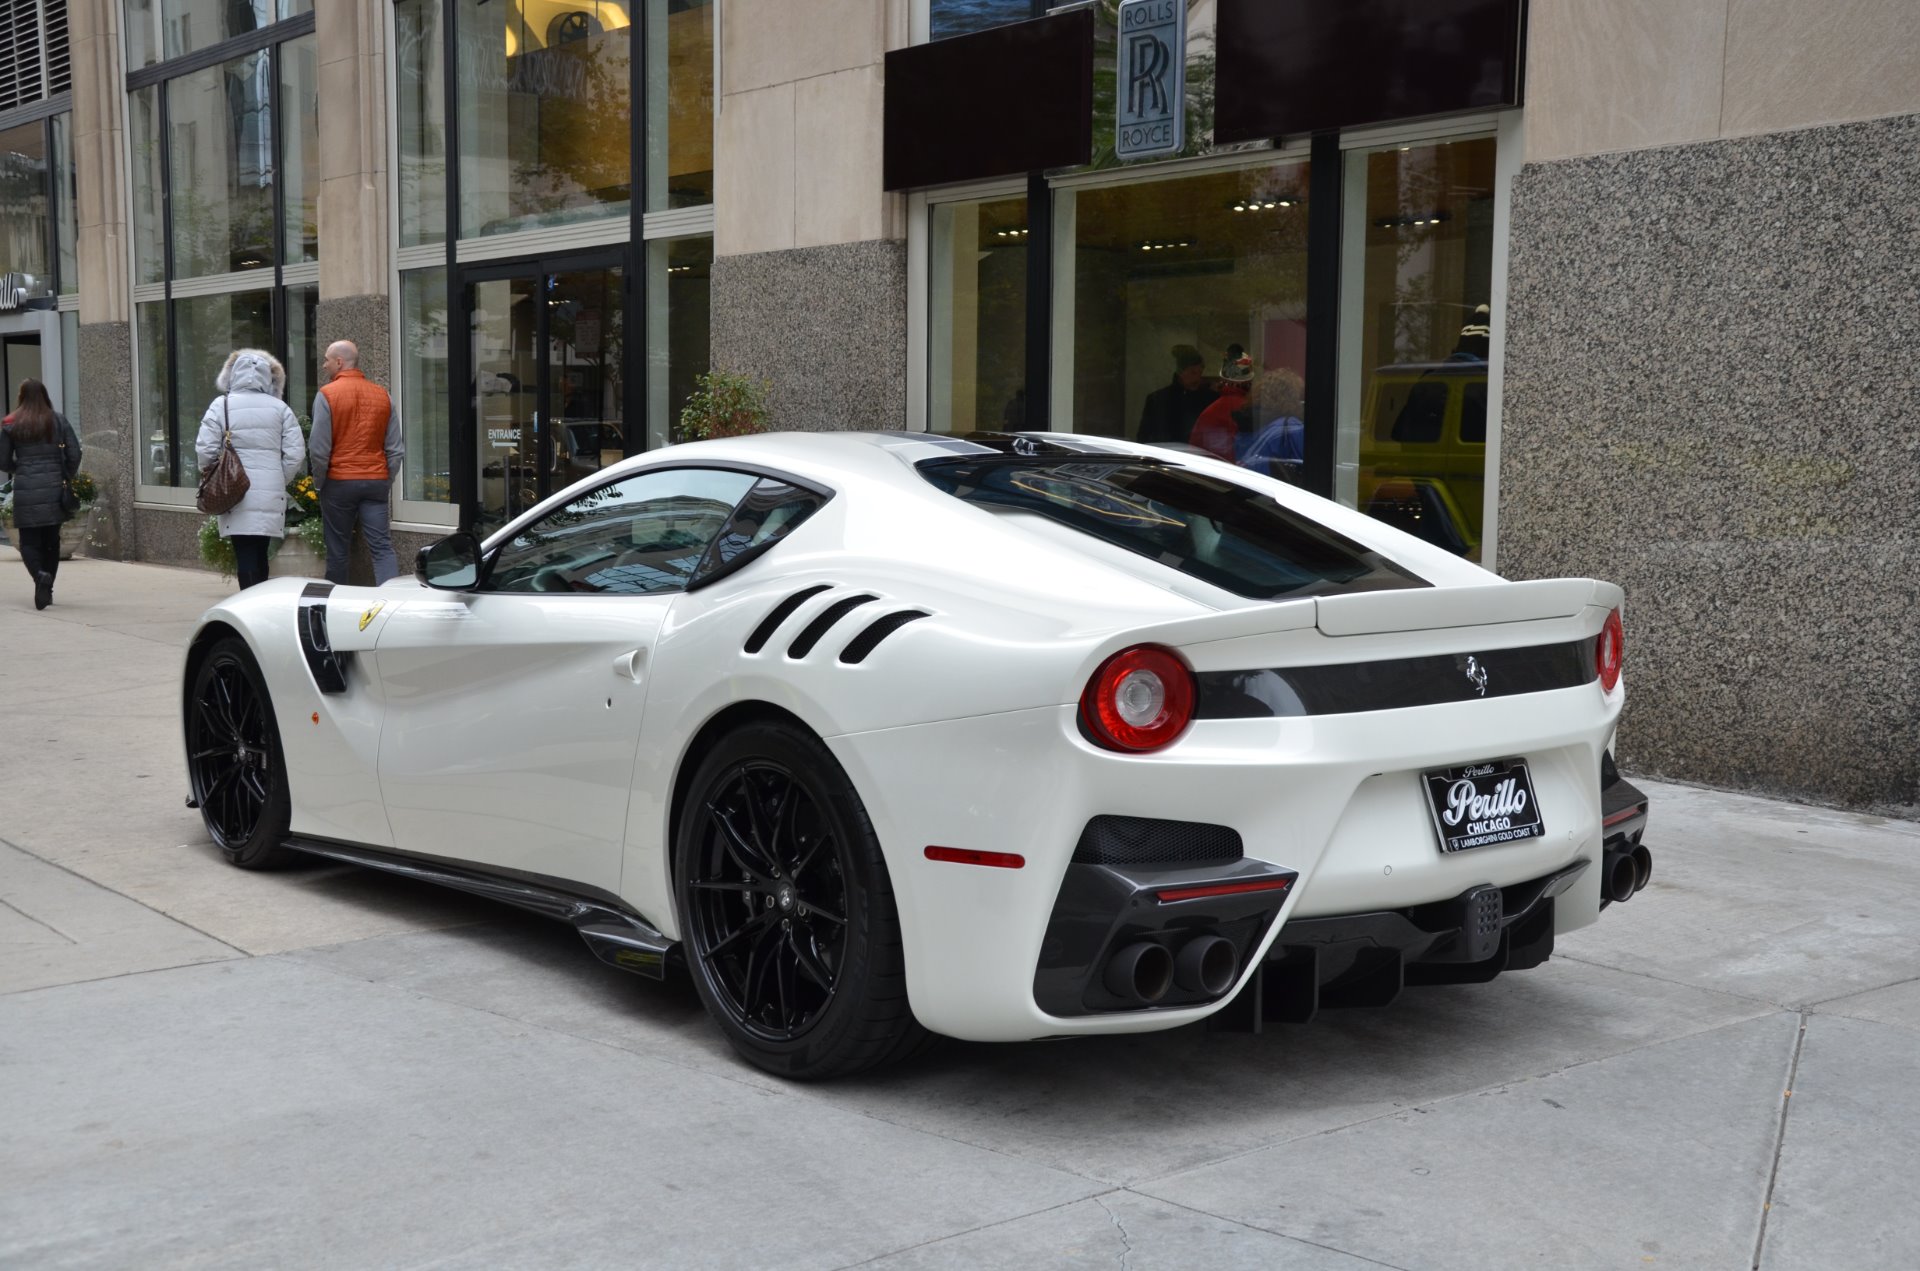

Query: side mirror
left=416, top=533, right=481, bottom=590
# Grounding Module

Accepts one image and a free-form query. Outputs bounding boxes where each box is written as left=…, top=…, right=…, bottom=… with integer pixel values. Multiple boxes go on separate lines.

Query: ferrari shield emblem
left=358, top=602, right=386, bottom=632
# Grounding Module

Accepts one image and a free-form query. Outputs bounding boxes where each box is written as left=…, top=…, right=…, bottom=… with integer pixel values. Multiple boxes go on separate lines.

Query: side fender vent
left=745, top=584, right=833, bottom=654
left=839, top=610, right=931, bottom=664
left=1073, top=816, right=1244, bottom=867
left=788, top=594, right=879, bottom=658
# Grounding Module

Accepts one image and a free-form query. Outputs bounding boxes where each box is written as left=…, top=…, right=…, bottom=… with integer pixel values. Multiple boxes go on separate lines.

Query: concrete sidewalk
left=2, top=557, right=1917, bottom=1270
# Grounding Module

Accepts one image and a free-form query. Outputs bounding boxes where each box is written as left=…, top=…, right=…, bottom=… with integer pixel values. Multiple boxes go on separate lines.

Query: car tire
left=186, top=637, right=294, bottom=870
left=675, top=720, right=927, bottom=1080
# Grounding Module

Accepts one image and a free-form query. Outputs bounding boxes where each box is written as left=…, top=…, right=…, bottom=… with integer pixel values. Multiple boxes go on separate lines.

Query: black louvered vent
left=1072, top=816, right=1244, bottom=867
left=788, top=594, right=878, bottom=658
left=744, top=584, right=833, bottom=654
left=0, top=0, right=64, bottom=112
left=839, top=610, right=929, bottom=665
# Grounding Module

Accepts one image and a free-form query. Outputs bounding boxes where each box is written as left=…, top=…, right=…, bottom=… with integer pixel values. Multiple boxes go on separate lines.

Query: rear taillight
left=1597, top=608, right=1623, bottom=693
left=1079, top=645, right=1195, bottom=753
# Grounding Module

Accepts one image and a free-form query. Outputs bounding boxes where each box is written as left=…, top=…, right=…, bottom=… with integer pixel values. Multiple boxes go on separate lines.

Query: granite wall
left=317, top=295, right=391, bottom=391
left=1500, top=113, right=1920, bottom=815
left=76, top=321, right=134, bottom=559
left=711, top=239, right=907, bottom=431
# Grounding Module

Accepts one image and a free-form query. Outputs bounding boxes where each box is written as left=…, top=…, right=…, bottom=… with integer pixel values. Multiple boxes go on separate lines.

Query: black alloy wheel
left=187, top=638, right=292, bottom=869
left=677, top=721, right=924, bottom=1079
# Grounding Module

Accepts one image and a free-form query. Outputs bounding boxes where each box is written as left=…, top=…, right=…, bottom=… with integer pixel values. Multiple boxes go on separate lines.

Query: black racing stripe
left=744, top=584, right=833, bottom=654
left=1196, top=637, right=1597, bottom=718
left=788, top=594, right=879, bottom=659
left=838, top=609, right=930, bottom=664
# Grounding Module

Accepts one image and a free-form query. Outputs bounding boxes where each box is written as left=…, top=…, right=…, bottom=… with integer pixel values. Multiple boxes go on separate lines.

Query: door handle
left=614, top=649, right=647, bottom=682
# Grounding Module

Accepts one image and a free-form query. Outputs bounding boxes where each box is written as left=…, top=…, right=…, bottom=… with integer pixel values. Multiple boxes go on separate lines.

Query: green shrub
left=676, top=369, right=772, bottom=443
left=198, top=516, right=236, bottom=578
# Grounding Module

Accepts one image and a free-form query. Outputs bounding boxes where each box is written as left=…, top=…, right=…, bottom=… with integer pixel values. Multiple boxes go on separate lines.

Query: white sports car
left=181, top=432, right=1651, bottom=1079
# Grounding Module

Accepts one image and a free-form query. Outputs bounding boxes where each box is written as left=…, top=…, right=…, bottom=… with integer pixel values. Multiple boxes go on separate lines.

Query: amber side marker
left=1157, top=878, right=1293, bottom=904
left=924, top=846, right=1026, bottom=869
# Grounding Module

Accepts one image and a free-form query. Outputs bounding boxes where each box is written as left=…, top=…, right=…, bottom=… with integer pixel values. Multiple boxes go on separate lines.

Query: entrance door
left=465, top=255, right=627, bottom=533
left=3, top=335, right=42, bottom=407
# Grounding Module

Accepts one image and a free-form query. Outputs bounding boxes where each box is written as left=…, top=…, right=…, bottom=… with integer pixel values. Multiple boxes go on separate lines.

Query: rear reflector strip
left=1156, top=877, right=1293, bottom=904
left=924, top=846, right=1025, bottom=870
left=1602, top=802, right=1648, bottom=829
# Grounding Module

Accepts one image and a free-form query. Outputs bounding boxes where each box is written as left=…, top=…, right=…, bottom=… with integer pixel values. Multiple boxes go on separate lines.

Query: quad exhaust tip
left=1104, top=935, right=1240, bottom=1005
left=1603, top=843, right=1654, bottom=904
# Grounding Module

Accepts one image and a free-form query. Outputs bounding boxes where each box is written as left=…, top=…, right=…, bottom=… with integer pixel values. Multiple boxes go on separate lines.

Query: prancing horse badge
left=359, top=602, right=386, bottom=632
left=1465, top=656, right=1489, bottom=696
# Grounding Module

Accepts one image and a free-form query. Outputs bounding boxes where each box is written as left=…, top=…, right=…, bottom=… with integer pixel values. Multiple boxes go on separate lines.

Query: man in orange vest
left=309, top=340, right=403, bottom=584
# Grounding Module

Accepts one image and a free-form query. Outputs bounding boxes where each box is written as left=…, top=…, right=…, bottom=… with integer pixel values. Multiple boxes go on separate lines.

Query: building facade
left=2, top=0, right=1914, bottom=814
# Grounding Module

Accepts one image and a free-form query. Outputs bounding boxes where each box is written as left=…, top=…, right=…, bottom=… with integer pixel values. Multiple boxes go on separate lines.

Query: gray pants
left=320, top=479, right=398, bottom=585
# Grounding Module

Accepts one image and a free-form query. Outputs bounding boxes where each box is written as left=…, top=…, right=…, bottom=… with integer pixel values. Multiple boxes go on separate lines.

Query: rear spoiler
left=1313, top=578, right=1621, bottom=637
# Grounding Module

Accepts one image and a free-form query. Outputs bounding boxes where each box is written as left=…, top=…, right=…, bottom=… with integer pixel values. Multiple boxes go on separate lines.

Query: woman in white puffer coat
left=194, top=348, right=306, bottom=589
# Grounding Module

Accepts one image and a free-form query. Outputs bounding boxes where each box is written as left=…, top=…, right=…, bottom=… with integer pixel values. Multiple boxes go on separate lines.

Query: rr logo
left=1126, top=33, right=1170, bottom=116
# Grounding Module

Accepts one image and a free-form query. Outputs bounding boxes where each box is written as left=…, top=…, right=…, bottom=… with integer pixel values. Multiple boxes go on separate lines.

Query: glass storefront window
left=52, top=113, right=76, bottom=295
left=130, top=86, right=166, bottom=286
left=645, top=0, right=713, bottom=211
left=0, top=122, right=49, bottom=285
left=136, top=299, right=170, bottom=485
left=168, top=51, right=278, bottom=278
left=284, top=282, right=320, bottom=431
left=1340, top=137, right=1496, bottom=560
left=928, top=195, right=1027, bottom=433
left=647, top=235, right=710, bottom=448
left=456, top=0, right=634, bottom=238
left=396, top=0, right=447, bottom=248
left=1065, top=162, right=1309, bottom=470
left=171, top=288, right=276, bottom=482
left=930, top=0, right=1033, bottom=41
left=127, top=0, right=314, bottom=70
left=401, top=268, right=451, bottom=504
left=280, top=37, right=319, bottom=266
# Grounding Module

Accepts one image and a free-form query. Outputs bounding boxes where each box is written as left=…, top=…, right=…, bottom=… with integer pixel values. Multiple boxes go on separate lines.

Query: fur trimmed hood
left=216, top=348, right=287, bottom=398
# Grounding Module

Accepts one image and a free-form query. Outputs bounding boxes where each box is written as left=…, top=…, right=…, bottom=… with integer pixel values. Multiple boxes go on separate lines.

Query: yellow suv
left=1358, top=361, right=1488, bottom=560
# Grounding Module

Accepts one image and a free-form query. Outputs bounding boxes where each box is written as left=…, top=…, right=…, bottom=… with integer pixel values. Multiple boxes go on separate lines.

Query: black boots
left=33, top=569, right=53, bottom=610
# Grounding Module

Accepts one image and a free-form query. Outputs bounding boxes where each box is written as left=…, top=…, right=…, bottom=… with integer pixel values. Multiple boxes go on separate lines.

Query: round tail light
left=1596, top=608, right=1624, bottom=693
left=1080, top=645, right=1195, bottom=753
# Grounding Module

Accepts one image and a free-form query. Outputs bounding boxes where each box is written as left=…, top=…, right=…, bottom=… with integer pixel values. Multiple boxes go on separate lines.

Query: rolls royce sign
left=1116, top=0, right=1185, bottom=159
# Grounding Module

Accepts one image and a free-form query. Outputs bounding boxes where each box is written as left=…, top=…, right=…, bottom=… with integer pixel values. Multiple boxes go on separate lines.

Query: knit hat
left=1221, top=353, right=1254, bottom=383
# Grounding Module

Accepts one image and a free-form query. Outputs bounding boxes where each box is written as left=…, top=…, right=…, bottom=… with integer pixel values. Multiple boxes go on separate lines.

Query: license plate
left=1422, top=758, right=1545, bottom=853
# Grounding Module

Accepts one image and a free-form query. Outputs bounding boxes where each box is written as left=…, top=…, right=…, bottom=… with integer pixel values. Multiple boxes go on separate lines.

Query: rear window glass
left=918, top=458, right=1426, bottom=600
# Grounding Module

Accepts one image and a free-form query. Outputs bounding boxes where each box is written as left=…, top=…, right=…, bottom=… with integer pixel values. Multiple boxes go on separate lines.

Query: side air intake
left=744, top=584, right=833, bottom=654
left=839, top=610, right=931, bottom=664
left=1072, top=816, right=1244, bottom=867
left=788, top=594, right=879, bottom=658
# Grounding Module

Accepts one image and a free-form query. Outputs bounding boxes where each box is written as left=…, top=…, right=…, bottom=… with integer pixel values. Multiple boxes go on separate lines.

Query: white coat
left=194, top=349, right=305, bottom=539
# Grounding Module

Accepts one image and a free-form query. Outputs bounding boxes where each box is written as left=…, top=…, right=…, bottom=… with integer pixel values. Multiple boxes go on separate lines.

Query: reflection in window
left=126, top=0, right=313, bottom=70
left=457, top=0, right=634, bottom=238
left=396, top=0, right=447, bottom=248
left=646, top=0, right=714, bottom=210
left=649, top=235, right=711, bottom=448
left=930, top=0, right=1033, bottom=41
left=1067, top=163, right=1308, bottom=454
left=52, top=113, right=76, bottom=294
left=402, top=268, right=451, bottom=504
left=130, top=86, right=165, bottom=286
left=284, top=283, right=320, bottom=432
left=171, top=289, right=275, bottom=483
left=928, top=195, right=1027, bottom=432
left=279, top=36, right=318, bottom=265
left=0, top=122, right=49, bottom=288
left=1341, top=137, right=1496, bottom=561
left=488, top=467, right=756, bottom=595
left=168, top=51, right=277, bottom=277
left=137, top=301, right=169, bottom=484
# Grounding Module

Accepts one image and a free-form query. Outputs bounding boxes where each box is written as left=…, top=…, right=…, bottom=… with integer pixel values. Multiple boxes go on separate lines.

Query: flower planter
left=58, top=516, right=89, bottom=560
left=270, top=534, right=328, bottom=579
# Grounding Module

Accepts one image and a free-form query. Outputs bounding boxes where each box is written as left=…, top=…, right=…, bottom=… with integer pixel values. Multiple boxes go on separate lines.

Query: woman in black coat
left=0, top=379, right=83, bottom=610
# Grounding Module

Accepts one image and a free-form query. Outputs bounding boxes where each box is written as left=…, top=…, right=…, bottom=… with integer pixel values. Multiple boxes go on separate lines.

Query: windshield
left=918, top=457, right=1427, bottom=601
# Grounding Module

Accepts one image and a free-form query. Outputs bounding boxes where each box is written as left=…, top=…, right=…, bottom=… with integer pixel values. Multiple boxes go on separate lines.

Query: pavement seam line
left=1139, top=1193, right=1416, bottom=1271
left=1133, top=1007, right=1788, bottom=1193
left=1554, top=951, right=1784, bottom=1009
left=0, top=952, right=244, bottom=999
left=1801, top=970, right=1920, bottom=1010
left=1749, top=1010, right=1809, bottom=1271
left=0, top=895, right=79, bottom=945
left=830, top=1192, right=1110, bottom=1269
left=0, top=833, right=253, bottom=958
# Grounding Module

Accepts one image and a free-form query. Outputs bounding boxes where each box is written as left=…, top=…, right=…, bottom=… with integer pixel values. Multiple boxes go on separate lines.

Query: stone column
left=710, top=0, right=910, bottom=431
left=70, top=0, right=135, bottom=559
left=315, top=0, right=392, bottom=389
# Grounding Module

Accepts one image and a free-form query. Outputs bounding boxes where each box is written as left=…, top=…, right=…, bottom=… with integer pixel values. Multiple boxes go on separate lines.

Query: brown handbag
left=195, top=395, right=251, bottom=515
